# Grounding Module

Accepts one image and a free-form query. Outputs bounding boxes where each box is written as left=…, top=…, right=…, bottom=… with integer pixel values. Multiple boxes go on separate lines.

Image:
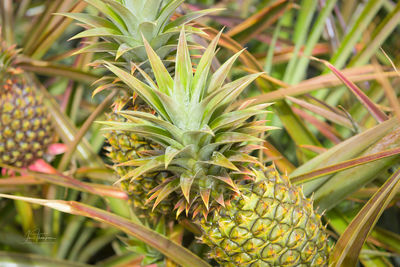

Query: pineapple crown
left=64, top=0, right=218, bottom=68
left=102, top=29, right=275, bottom=217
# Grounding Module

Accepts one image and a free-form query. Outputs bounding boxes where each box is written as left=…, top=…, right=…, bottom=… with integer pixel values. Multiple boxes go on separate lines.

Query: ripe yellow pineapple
left=102, top=29, right=331, bottom=265
left=0, top=42, right=54, bottom=168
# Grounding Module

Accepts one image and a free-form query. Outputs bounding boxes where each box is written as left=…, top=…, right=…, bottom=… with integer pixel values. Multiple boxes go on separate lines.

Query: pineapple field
left=1, top=0, right=400, bottom=266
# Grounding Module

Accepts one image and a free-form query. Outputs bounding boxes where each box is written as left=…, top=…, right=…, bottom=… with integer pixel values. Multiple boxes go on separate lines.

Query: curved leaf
left=330, top=168, right=400, bottom=266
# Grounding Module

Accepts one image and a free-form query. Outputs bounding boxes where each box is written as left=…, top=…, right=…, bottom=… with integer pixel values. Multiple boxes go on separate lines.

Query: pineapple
left=201, top=166, right=330, bottom=266
left=102, top=29, right=330, bottom=265
left=0, top=42, right=54, bottom=168
left=67, top=0, right=213, bottom=216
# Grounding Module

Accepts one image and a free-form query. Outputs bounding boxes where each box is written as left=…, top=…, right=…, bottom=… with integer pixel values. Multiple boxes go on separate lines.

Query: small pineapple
left=0, top=42, right=54, bottom=168
left=103, top=30, right=330, bottom=265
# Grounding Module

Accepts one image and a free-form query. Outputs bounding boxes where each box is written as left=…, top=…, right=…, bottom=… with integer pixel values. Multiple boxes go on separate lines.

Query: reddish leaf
left=313, top=57, right=388, bottom=123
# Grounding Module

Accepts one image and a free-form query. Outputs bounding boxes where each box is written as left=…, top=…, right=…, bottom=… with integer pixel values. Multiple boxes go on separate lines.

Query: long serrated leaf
left=209, top=109, right=268, bottom=131
left=207, top=49, right=244, bottom=94
left=119, top=110, right=182, bottom=139
left=327, top=209, right=393, bottom=267
left=28, top=1, right=87, bottom=59
left=293, top=107, right=341, bottom=144
left=103, top=0, right=138, bottom=34
left=214, top=132, right=264, bottom=144
left=59, top=12, right=116, bottom=29
left=201, top=73, right=261, bottom=125
left=0, top=194, right=210, bottom=267
left=143, top=36, right=173, bottom=94
left=291, top=147, right=400, bottom=184
left=69, top=27, right=121, bottom=40
left=199, top=132, right=263, bottom=158
left=287, top=96, right=353, bottom=129
left=0, top=166, right=119, bottom=200
left=104, top=63, right=169, bottom=119
left=227, top=152, right=260, bottom=164
left=19, top=61, right=98, bottom=84
left=316, top=58, right=388, bottom=123
left=100, top=121, right=182, bottom=148
left=85, top=0, right=127, bottom=33
left=155, top=0, right=184, bottom=33
left=72, top=42, right=119, bottom=55
left=175, top=28, right=192, bottom=97
left=166, top=8, right=223, bottom=30
left=121, top=155, right=165, bottom=181
left=330, top=168, right=400, bottom=266
left=236, top=65, right=388, bottom=104
left=191, top=30, right=221, bottom=103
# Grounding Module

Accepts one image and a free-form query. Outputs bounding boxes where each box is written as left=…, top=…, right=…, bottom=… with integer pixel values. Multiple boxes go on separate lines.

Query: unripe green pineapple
left=200, top=166, right=330, bottom=266
left=0, top=44, right=54, bottom=168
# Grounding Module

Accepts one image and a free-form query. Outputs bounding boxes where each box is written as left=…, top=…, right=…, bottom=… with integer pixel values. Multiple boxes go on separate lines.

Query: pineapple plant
left=1, top=1, right=400, bottom=266
left=0, top=41, right=54, bottom=168
left=102, top=29, right=330, bottom=265
left=66, top=0, right=213, bottom=218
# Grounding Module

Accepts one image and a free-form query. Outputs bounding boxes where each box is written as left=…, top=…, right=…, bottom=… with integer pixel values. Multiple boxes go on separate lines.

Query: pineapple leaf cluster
left=102, top=28, right=275, bottom=216
left=64, top=0, right=216, bottom=67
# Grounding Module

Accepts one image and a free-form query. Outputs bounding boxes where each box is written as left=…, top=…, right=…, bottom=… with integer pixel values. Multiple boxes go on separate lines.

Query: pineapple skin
left=0, top=80, right=54, bottom=167
left=200, top=166, right=330, bottom=267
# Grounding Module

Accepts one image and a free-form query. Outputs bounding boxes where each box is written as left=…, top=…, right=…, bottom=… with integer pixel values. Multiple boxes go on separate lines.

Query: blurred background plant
left=0, top=0, right=400, bottom=266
